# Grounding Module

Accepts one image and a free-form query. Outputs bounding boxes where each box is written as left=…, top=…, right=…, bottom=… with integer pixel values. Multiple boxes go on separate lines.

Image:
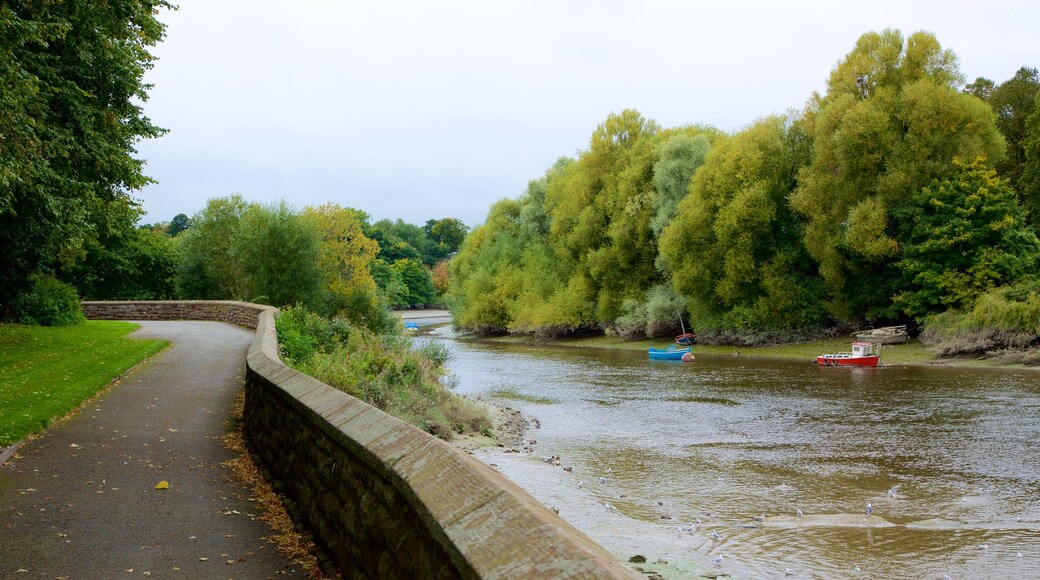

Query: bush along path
left=0, top=321, right=301, bottom=577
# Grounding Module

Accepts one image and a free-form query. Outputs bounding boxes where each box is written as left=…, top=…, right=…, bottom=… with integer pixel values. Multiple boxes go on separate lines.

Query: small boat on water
left=649, top=345, right=692, bottom=361
left=403, top=322, right=420, bottom=331
left=815, top=342, right=881, bottom=367
left=675, top=333, right=696, bottom=346
left=853, top=325, right=908, bottom=344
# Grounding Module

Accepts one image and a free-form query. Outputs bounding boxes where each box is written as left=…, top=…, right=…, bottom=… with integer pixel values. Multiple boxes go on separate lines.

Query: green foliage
left=62, top=219, right=177, bottom=301
left=0, top=1, right=171, bottom=321
left=234, top=200, right=322, bottom=307
left=176, top=197, right=321, bottom=307
left=987, top=67, right=1039, bottom=187
left=1021, top=93, right=1040, bottom=229
left=448, top=32, right=1035, bottom=342
left=790, top=29, right=1005, bottom=320
left=650, top=131, right=713, bottom=236
left=0, top=321, right=167, bottom=445
left=176, top=195, right=249, bottom=299
left=614, top=283, right=687, bottom=338
left=921, top=280, right=1040, bottom=358
left=392, top=258, right=436, bottom=308
left=661, top=115, right=824, bottom=333
left=894, top=159, right=1040, bottom=319
left=167, top=213, right=191, bottom=237
left=11, top=274, right=85, bottom=326
left=275, top=306, right=489, bottom=436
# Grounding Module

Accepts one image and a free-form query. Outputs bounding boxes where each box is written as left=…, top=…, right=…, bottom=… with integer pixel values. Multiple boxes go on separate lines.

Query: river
left=426, top=330, right=1040, bottom=578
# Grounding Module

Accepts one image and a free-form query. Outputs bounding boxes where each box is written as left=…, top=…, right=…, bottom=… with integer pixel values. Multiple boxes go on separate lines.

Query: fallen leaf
left=154, top=481, right=169, bottom=490
left=198, top=557, right=208, bottom=562
left=15, top=570, right=27, bottom=574
left=69, top=444, right=79, bottom=448
left=125, top=569, right=134, bottom=573
left=226, top=560, right=234, bottom=565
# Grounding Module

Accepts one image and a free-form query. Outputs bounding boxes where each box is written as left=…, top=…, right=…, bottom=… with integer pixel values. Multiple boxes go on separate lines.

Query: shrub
left=275, top=306, right=490, bottom=437
left=13, top=274, right=85, bottom=326
left=921, top=280, right=1040, bottom=358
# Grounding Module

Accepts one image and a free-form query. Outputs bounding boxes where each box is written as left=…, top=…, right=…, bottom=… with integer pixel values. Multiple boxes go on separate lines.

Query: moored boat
left=815, top=342, right=881, bottom=367
left=853, top=325, right=908, bottom=344
left=649, top=346, right=692, bottom=361
left=675, top=332, right=696, bottom=346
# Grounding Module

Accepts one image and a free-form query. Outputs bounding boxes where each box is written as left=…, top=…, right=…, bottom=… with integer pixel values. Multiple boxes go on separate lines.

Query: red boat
left=675, top=332, right=696, bottom=346
left=815, top=342, right=881, bottom=367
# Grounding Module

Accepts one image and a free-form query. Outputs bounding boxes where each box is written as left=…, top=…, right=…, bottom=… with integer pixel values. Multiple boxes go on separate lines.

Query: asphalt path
left=0, top=321, right=300, bottom=578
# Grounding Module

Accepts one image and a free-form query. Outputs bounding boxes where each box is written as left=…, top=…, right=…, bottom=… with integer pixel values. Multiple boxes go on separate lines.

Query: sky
left=134, top=0, right=1040, bottom=227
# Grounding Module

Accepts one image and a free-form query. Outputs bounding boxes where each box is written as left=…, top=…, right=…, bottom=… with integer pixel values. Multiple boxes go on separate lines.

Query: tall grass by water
left=0, top=321, right=167, bottom=446
left=276, top=306, right=489, bottom=437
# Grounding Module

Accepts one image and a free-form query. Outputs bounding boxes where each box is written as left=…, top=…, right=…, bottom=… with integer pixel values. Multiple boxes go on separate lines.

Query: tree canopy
left=449, top=30, right=1035, bottom=343
left=0, top=1, right=171, bottom=321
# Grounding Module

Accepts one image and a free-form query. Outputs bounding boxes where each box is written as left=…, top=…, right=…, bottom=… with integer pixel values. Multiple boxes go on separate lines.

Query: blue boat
left=648, top=346, right=691, bottom=361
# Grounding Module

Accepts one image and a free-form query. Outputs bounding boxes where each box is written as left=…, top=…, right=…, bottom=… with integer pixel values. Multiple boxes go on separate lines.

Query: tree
left=650, top=131, right=714, bottom=236
left=168, top=213, right=191, bottom=237
left=424, top=217, right=469, bottom=262
left=176, top=196, right=249, bottom=299
left=964, top=77, right=995, bottom=101
left=895, top=158, right=1040, bottom=318
left=1022, top=93, right=1040, bottom=225
left=392, top=259, right=436, bottom=308
left=987, top=67, right=1040, bottom=187
left=660, top=116, right=823, bottom=332
left=233, top=201, right=321, bottom=307
left=789, top=29, right=1005, bottom=320
left=303, top=203, right=387, bottom=329
left=0, top=1, right=171, bottom=320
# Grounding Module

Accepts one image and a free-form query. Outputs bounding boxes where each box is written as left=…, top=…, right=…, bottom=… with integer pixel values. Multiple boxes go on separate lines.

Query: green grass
left=0, top=321, right=167, bottom=446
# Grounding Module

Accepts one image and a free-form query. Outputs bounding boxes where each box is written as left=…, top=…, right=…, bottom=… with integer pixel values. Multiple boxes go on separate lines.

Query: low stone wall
left=83, top=300, right=266, bottom=329
left=84, top=301, right=638, bottom=579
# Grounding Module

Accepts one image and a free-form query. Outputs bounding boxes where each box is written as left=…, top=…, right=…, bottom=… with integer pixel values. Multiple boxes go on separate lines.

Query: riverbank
left=458, top=329, right=1040, bottom=369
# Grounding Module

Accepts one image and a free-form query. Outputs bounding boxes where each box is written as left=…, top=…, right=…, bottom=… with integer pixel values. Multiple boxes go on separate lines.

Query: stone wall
left=84, top=301, right=639, bottom=579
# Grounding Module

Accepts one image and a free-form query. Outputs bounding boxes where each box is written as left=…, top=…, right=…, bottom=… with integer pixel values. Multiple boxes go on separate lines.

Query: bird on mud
left=866, top=502, right=873, bottom=516
left=711, top=530, right=723, bottom=541
left=713, top=554, right=724, bottom=566
left=796, top=508, right=804, bottom=517
left=888, top=484, right=901, bottom=498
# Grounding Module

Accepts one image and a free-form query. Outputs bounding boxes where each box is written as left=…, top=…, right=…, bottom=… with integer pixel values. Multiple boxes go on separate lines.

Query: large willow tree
left=660, top=115, right=824, bottom=333
left=789, top=29, right=1005, bottom=320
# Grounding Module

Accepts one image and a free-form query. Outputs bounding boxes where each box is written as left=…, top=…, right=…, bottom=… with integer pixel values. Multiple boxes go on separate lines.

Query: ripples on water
left=430, top=335, right=1040, bottom=578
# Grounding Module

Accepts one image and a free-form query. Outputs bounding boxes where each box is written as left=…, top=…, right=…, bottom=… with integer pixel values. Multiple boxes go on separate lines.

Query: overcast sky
left=134, top=0, right=1040, bottom=227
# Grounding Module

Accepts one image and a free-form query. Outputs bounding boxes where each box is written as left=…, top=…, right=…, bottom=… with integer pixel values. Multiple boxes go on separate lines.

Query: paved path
left=0, top=321, right=300, bottom=578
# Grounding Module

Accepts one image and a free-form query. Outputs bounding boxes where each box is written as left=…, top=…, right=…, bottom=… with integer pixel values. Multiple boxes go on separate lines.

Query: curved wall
left=83, top=301, right=638, bottom=579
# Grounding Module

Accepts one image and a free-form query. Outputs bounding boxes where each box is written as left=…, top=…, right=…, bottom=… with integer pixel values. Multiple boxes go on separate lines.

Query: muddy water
left=434, top=335, right=1040, bottom=578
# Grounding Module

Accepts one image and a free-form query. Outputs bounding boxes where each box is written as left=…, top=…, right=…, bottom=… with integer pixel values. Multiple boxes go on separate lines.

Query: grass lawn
left=0, top=321, right=167, bottom=446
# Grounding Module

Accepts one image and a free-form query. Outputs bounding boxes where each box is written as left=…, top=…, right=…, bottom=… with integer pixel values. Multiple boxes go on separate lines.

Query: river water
left=430, top=332, right=1040, bottom=578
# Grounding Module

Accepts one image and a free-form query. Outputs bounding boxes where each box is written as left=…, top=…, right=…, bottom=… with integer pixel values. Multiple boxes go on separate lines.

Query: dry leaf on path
left=154, top=480, right=169, bottom=490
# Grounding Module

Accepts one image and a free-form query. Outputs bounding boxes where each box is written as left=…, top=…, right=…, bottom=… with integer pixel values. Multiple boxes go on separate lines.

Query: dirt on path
left=0, top=321, right=301, bottom=578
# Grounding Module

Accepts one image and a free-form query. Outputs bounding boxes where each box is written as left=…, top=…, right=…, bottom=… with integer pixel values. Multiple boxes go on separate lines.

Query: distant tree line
left=448, top=30, right=1040, bottom=348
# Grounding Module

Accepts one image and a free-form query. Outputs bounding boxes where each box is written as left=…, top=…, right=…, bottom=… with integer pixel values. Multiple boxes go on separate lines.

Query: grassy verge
left=0, top=321, right=167, bottom=446
left=468, top=333, right=948, bottom=366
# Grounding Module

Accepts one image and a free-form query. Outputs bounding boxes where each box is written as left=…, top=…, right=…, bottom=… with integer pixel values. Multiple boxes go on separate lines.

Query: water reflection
left=435, top=336, right=1040, bottom=578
